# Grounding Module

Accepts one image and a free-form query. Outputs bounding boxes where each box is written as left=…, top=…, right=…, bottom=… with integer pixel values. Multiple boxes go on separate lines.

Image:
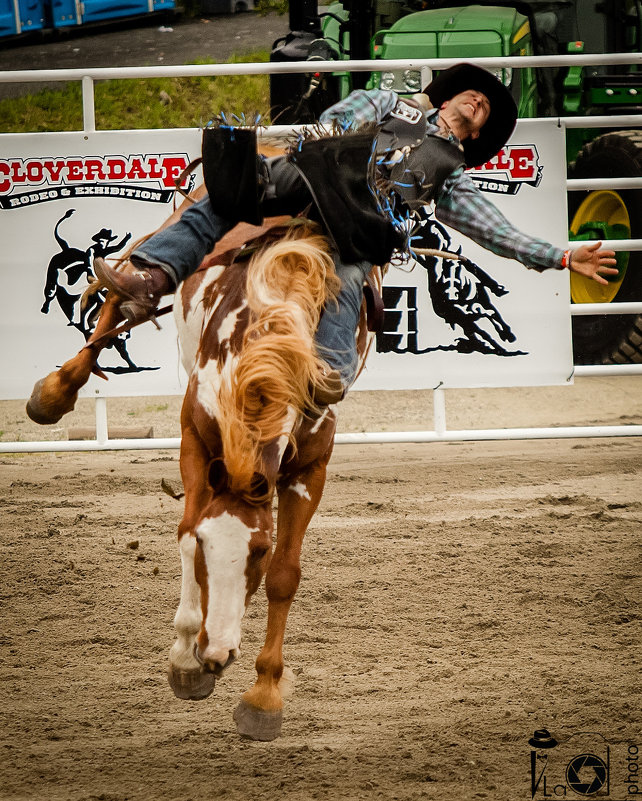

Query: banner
left=0, top=129, right=201, bottom=400
left=0, top=120, right=572, bottom=401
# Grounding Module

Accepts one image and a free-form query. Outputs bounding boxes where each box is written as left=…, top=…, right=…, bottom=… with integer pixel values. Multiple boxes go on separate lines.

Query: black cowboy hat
left=528, top=729, right=559, bottom=749
left=92, top=228, right=118, bottom=242
left=424, top=63, right=518, bottom=167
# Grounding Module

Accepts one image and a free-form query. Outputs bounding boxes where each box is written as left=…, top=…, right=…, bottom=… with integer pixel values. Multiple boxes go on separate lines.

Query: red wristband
left=561, top=249, right=572, bottom=268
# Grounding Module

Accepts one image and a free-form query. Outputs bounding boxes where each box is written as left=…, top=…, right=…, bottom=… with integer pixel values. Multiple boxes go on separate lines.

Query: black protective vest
left=287, top=131, right=404, bottom=267
left=376, top=99, right=465, bottom=211
left=288, top=100, right=465, bottom=264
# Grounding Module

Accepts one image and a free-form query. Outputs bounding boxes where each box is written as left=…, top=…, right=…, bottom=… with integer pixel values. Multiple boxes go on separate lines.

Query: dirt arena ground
left=1, top=379, right=640, bottom=801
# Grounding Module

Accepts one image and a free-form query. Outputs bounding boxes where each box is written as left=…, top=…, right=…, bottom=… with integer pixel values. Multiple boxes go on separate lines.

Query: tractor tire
left=568, top=129, right=642, bottom=364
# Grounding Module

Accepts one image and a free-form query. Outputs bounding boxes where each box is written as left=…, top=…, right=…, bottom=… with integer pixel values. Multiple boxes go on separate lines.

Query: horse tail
left=217, top=225, right=341, bottom=497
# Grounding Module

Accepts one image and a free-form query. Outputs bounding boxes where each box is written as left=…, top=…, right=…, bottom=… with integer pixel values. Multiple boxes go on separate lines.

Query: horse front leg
left=26, top=293, right=124, bottom=424
left=167, top=419, right=215, bottom=701
left=233, top=456, right=330, bottom=741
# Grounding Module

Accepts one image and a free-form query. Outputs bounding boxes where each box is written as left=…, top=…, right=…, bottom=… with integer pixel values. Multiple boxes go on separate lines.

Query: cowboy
left=87, top=227, right=132, bottom=262
left=94, top=63, right=617, bottom=403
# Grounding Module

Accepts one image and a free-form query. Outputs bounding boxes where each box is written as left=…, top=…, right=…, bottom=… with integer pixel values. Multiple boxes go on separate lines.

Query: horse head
left=190, top=482, right=273, bottom=675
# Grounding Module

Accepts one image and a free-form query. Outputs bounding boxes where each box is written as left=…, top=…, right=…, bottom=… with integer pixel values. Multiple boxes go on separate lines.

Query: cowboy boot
left=93, top=257, right=174, bottom=328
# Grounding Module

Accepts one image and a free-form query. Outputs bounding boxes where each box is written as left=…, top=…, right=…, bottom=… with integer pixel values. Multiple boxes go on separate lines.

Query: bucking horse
left=26, top=189, right=376, bottom=741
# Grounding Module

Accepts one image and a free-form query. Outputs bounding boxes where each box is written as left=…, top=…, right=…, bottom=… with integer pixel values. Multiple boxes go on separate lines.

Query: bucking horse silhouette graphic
left=41, top=209, right=152, bottom=373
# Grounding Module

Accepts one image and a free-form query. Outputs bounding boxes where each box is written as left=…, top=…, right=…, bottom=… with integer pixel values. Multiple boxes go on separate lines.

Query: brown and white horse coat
left=168, top=224, right=346, bottom=738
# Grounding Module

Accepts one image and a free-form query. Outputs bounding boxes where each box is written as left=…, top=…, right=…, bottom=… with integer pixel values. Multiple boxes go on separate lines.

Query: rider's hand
left=566, top=241, right=618, bottom=285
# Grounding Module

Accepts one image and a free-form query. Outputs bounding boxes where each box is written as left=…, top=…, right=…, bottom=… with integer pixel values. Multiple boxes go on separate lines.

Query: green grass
left=145, top=403, right=169, bottom=413
left=0, top=51, right=272, bottom=133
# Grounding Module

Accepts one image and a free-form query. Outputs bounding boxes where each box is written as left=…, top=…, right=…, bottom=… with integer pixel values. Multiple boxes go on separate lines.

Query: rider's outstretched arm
left=434, top=168, right=564, bottom=271
left=434, top=168, right=617, bottom=282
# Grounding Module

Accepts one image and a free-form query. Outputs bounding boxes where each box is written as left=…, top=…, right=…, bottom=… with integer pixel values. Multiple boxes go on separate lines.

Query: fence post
left=95, top=395, right=109, bottom=444
left=433, top=386, right=447, bottom=436
left=82, top=75, right=96, bottom=133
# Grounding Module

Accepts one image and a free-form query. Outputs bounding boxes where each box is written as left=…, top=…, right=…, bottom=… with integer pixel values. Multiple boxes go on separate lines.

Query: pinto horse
left=26, top=199, right=374, bottom=741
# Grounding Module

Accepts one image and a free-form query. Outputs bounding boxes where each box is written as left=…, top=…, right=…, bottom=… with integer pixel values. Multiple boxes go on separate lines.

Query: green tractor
left=269, top=0, right=642, bottom=365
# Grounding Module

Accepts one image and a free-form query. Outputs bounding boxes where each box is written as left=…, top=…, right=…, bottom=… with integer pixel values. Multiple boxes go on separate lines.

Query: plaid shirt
left=319, top=89, right=564, bottom=272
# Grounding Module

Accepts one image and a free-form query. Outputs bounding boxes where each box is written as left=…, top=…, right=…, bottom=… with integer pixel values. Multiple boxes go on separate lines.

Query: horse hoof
left=26, top=376, right=75, bottom=425
left=167, top=666, right=215, bottom=700
left=233, top=699, right=283, bottom=741
left=26, top=378, right=60, bottom=424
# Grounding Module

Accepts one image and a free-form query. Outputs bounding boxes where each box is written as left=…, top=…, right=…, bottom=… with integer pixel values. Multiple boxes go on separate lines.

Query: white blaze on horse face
left=196, top=510, right=256, bottom=666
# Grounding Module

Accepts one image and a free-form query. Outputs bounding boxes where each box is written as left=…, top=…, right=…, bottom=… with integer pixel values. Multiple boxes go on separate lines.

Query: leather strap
left=82, top=302, right=174, bottom=358
left=363, top=272, right=384, bottom=332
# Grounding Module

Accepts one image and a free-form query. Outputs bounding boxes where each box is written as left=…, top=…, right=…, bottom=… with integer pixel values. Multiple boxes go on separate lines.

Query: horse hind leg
left=490, top=311, right=517, bottom=343
left=26, top=294, right=125, bottom=425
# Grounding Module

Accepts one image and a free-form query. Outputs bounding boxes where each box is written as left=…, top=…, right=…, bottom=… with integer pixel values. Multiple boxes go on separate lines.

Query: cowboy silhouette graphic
left=40, top=209, right=149, bottom=372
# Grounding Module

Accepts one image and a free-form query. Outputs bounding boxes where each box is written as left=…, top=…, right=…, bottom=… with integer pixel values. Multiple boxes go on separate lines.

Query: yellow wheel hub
left=569, top=190, right=629, bottom=304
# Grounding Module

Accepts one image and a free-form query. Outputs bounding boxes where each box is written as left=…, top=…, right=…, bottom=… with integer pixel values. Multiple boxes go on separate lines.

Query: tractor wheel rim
left=569, top=189, right=629, bottom=304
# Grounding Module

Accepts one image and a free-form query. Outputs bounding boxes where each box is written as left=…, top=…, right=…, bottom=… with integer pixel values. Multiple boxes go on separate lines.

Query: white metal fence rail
left=1, top=53, right=641, bottom=452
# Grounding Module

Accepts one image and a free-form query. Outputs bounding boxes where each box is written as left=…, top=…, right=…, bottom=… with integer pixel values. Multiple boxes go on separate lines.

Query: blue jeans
left=134, top=195, right=370, bottom=388
left=134, top=196, right=234, bottom=286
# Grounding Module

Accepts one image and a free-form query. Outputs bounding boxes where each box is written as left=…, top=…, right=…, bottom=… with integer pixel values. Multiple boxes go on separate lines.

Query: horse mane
left=81, top=190, right=344, bottom=502
left=216, top=222, right=341, bottom=498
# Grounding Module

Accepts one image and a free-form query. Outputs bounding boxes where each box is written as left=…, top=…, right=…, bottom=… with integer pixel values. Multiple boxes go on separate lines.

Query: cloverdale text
left=0, top=154, right=191, bottom=195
